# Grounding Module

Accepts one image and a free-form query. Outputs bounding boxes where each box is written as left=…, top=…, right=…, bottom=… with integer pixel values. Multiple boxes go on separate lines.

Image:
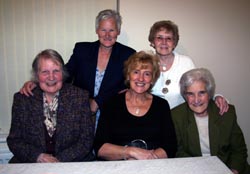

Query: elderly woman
left=7, top=49, right=95, bottom=163
left=171, top=68, right=249, bottom=174
left=19, top=9, right=136, bottom=128
left=149, top=20, right=228, bottom=114
left=94, top=51, right=177, bottom=160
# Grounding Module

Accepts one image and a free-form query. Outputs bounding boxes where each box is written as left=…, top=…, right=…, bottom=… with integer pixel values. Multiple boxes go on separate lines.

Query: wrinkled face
left=185, top=81, right=209, bottom=117
left=151, top=29, right=175, bottom=57
left=96, top=18, right=120, bottom=49
left=38, top=58, right=63, bottom=96
left=128, top=63, right=153, bottom=94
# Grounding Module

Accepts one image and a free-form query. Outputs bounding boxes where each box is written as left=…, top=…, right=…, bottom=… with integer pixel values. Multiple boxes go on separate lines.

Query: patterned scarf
left=43, top=92, right=59, bottom=137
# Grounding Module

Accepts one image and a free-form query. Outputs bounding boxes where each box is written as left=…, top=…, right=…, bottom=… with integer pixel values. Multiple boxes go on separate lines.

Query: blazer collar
left=186, top=100, right=221, bottom=156
left=207, top=100, right=221, bottom=155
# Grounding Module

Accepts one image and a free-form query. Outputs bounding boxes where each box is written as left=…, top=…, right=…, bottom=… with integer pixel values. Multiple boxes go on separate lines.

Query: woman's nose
left=194, top=95, right=201, bottom=104
left=105, top=32, right=110, bottom=37
left=138, top=74, right=144, bottom=81
left=48, top=72, right=55, bottom=80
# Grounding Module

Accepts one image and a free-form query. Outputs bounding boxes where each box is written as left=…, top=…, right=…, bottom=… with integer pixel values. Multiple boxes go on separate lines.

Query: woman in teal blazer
left=171, top=68, right=249, bottom=174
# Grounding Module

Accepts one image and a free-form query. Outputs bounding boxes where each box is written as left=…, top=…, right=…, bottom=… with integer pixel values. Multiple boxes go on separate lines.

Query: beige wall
left=119, top=0, right=250, bottom=162
left=0, top=0, right=249, bottom=162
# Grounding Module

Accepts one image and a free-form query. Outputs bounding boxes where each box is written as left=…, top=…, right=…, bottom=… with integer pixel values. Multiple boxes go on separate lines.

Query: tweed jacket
left=66, top=40, right=136, bottom=110
left=171, top=100, right=249, bottom=173
left=7, top=83, right=95, bottom=163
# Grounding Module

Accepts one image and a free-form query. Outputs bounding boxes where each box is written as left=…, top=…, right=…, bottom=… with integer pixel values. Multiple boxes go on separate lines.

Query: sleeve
left=93, top=98, right=114, bottom=155
left=159, top=99, right=177, bottom=158
left=56, top=89, right=95, bottom=162
left=227, top=106, right=248, bottom=173
left=171, top=108, right=193, bottom=157
left=7, top=93, right=43, bottom=162
left=65, top=43, right=79, bottom=83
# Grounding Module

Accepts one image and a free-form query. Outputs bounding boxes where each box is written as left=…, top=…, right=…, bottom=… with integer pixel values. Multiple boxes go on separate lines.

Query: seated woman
left=94, top=51, right=177, bottom=160
left=171, top=68, right=249, bottom=174
left=7, top=49, right=95, bottom=163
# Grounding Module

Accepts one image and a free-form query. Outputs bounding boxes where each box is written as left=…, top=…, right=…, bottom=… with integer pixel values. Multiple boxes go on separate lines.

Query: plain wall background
left=118, top=0, right=250, bottom=162
left=0, top=0, right=249, bottom=162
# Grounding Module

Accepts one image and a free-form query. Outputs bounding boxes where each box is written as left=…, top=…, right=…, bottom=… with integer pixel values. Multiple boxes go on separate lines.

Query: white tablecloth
left=0, top=156, right=233, bottom=174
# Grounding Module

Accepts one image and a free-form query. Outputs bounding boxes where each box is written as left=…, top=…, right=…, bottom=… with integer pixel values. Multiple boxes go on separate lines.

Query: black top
left=94, top=92, right=177, bottom=158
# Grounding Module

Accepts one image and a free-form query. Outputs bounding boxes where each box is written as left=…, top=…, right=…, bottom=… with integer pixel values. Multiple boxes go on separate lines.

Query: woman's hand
left=89, top=98, right=99, bottom=114
left=231, top=169, right=239, bottom=174
left=215, top=95, right=229, bottom=115
left=126, top=147, right=159, bottom=160
left=36, top=153, right=59, bottom=163
left=19, top=81, right=37, bottom=96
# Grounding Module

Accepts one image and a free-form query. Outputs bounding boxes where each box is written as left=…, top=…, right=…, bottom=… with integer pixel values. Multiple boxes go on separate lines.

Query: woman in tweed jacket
left=7, top=49, right=95, bottom=163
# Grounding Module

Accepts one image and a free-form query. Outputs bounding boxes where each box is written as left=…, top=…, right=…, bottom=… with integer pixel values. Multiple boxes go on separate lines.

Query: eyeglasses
left=154, top=36, right=174, bottom=43
left=162, top=79, right=171, bottom=94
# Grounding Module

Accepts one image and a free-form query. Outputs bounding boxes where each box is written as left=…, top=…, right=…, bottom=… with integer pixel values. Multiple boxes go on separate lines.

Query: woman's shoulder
left=107, top=92, right=125, bottom=103
left=171, top=102, right=189, bottom=113
left=114, top=42, right=136, bottom=53
left=61, top=83, right=89, bottom=97
left=152, top=94, right=170, bottom=106
left=172, top=52, right=195, bottom=71
left=73, top=41, right=99, bottom=51
left=174, top=52, right=194, bottom=63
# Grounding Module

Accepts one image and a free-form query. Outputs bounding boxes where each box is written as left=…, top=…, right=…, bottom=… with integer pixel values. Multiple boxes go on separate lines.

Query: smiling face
left=38, top=58, right=63, bottom=96
left=96, top=17, right=120, bottom=49
left=185, top=81, right=210, bottom=117
left=128, top=63, right=153, bottom=94
left=152, top=29, right=175, bottom=57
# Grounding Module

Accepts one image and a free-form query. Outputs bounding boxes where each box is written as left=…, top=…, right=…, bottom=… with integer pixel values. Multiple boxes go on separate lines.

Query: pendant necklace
left=160, top=63, right=167, bottom=71
left=135, top=107, right=140, bottom=115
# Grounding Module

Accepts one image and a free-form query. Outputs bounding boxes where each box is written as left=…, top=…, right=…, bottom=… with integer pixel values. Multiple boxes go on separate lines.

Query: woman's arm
left=7, top=93, right=44, bottom=162
left=98, top=143, right=161, bottom=160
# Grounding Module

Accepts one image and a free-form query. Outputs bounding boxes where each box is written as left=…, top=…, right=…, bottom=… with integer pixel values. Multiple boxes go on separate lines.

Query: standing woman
left=149, top=20, right=228, bottom=114
left=7, top=49, right=95, bottom=163
left=94, top=51, right=177, bottom=160
left=20, top=9, right=136, bottom=128
left=66, top=9, right=135, bottom=127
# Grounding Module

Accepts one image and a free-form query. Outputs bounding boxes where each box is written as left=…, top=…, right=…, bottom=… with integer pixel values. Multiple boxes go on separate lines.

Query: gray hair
left=180, top=68, right=215, bottom=99
left=31, top=49, right=68, bottom=83
left=95, top=9, right=122, bottom=32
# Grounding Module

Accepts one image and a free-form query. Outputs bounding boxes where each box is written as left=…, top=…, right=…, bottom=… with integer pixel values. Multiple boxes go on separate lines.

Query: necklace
left=135, top=107, right=140, bottom=115
left=160, top=64, right=167, bottom=71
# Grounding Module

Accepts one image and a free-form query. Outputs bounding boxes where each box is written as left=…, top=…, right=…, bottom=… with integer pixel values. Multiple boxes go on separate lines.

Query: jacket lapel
left=186, top=109, right=202, bottom=156
left=207, top=101, right=221, bottom=155
left=32, top=87, right=46, bottom=149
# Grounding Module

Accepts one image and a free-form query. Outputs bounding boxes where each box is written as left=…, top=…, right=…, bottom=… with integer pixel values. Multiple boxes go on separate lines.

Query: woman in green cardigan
left=171, top=68, right=249, bottom=174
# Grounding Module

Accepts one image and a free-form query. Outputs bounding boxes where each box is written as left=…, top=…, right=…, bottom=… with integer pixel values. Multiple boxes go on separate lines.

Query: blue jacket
left=66, top=41, right=136, bottom=110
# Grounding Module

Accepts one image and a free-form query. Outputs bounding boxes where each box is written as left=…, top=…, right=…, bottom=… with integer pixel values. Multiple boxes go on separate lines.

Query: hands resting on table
left=37, top=153, right=59, bottom=163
